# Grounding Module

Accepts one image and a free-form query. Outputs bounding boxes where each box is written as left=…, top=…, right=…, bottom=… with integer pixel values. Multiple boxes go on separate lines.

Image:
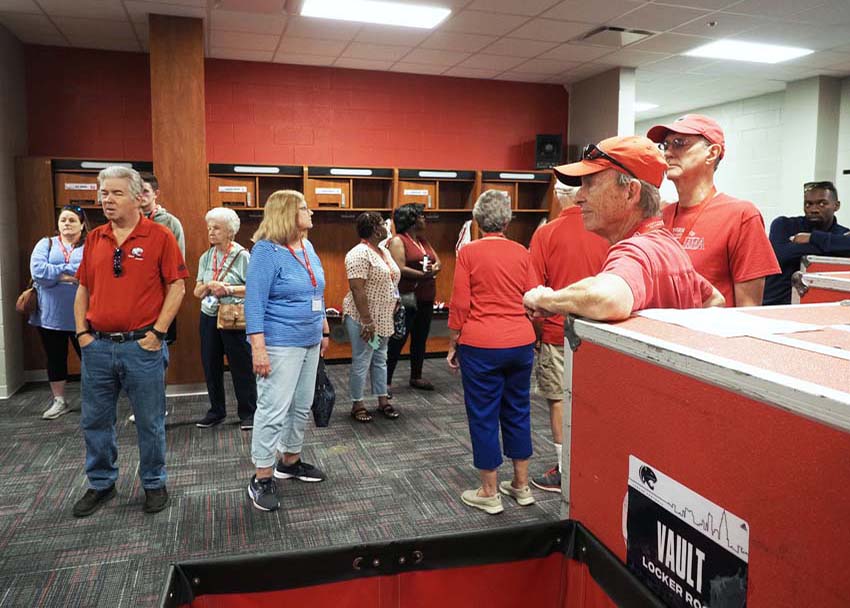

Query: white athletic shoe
left=42, top=397, right=70, bottom=420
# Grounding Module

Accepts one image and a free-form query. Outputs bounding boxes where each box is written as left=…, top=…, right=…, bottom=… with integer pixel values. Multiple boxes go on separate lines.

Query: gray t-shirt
left=196, top=242, right=250, bottom=317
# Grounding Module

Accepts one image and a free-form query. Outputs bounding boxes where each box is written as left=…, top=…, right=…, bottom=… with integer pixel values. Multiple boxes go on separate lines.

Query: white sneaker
left=129, top=410, right=168, bottom=423
left=460, top=488, right=504, bottom=515
left=42, top=398, right=70, bottom=420
left=498, top=481, right=536, bottom=506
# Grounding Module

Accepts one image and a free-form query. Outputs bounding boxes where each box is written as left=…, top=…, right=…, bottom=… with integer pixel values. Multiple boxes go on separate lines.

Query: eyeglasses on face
left=583, top=144, right=636, bottom=180
left=113, top=248, right=123, bottom=278
left=657, top=136, right=706, bottom=153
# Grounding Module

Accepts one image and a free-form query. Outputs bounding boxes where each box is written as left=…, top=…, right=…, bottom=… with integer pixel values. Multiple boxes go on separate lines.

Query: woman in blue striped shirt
left=244, top=190, right=330, bottom=512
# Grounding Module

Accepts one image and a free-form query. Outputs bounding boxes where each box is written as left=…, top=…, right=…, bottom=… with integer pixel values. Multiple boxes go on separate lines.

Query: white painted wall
left=836, top=79, right=850, bottom=206
left=569, top=68, right=636, bottom=161
left=0, top=25, right=27, bottom=399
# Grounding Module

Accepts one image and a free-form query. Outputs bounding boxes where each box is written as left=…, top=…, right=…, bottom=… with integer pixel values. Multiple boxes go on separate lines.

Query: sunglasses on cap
left=582, top=144, right=636, bottom=180
left=803, top=181, right=836, bottom=193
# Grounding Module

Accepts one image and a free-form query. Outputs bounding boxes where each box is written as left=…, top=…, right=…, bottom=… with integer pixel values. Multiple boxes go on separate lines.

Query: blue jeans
left=80, top=338, right=167, bottom=491
left=458, top=343, right=534, bottom=470
left=344, top=315, right=389, bottom=402
left=252, top=344, right=320, bottom=469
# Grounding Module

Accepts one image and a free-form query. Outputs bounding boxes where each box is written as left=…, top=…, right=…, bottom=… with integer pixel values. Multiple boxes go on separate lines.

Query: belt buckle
left=108, top=332, right=126, bottom=343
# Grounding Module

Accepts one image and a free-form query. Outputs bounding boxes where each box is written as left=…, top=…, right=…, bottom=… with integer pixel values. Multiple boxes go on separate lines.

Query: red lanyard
left=361, top=239, right=397, bottom=279
left=146, top=204, right=159, bottom=219
left=632, top=218, right=665, bottom=236
left=211, top=243, right=233, bottom=281
left=402, top=233, right=427, bottom=257
left=57, top=238, right=75, bottom=263
left=286, top=240, right=317, bottom=287
left=668, top=187, right=716, bottom=246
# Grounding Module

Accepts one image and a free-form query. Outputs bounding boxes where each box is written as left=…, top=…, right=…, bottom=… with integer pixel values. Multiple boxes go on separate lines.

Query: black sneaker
left=248, top=475, right=280, bottom=511
left=143, top=487, right=170, bottom=513
left=196, top=413, right=225, bottom=428
left=72, top=486, right=116, bottom=518
left=240, top=417, right=253, bottom=431
left=273, top=459, right=326, bottom=482
left=531, top=465, right=562, bottom=493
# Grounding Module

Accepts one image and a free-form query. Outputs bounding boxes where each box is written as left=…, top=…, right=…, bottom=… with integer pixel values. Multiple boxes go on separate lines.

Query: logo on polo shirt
left=129, top=247, right=145, bottom=260
left=671, top=228, right=705, bottom=251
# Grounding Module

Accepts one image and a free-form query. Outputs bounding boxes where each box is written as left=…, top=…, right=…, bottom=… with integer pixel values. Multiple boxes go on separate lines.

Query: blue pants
left=344, top=315, right=389, bottom=401
left=458, top=343, right=534, bottom=470
left=80, top=338, right=167, bottom=491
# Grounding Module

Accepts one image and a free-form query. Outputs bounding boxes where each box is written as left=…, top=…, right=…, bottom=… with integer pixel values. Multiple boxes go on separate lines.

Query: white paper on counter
left=636, top=307, right=824, bottom=337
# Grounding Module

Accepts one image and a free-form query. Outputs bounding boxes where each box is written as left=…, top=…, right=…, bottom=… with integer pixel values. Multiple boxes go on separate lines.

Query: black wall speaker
left=535, top=134, right=563, bottom=169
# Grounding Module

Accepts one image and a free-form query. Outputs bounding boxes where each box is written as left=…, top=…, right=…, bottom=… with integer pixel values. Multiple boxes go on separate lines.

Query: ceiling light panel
left=684, top=39, right=814, bottom=64
left=301, top=0, right=451, bottom=29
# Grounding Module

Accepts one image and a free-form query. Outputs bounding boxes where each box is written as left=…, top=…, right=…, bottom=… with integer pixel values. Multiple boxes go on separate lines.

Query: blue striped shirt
left=245, top=239, right=326, bottom=346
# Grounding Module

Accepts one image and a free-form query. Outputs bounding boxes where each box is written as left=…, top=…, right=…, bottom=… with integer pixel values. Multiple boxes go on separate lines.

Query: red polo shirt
left=602, top=219, right=714, bottom=311
left=78, top=216, right=188, bottom=332
left=529, top=207, right=609, bottom=344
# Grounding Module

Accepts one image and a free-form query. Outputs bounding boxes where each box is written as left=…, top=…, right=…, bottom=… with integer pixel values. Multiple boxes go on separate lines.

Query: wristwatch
left=151, top=328, right=168, bottom=340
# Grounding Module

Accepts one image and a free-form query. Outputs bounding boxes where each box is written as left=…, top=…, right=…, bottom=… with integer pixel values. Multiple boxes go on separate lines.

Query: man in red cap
left=646, top=114, right=779, bottom=307
left=523, top=135, right=724, bottom=321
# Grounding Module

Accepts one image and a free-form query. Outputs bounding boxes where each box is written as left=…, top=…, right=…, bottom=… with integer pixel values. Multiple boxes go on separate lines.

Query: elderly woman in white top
left=343, top=212, right=401, bottom=423
left=193, top=207, right=256, bottom=430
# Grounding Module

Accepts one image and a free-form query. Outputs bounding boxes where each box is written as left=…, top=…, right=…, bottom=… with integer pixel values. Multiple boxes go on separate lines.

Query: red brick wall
left=26, top=46, right=569, bottom=170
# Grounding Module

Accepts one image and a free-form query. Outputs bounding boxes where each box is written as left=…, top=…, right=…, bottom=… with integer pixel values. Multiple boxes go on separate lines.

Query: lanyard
left=632, top=218, right=665, bottom=237
left=402, top=233, right=427, bottom=257
left=57, top=237, right=75, bottom=263
left=668, top=188, right=716, bottom=246
left=211, top=242, right=233, bottom=281
left=146, top=204, right=159, bottom=219
left=361, top=239, right=397, bottom=279
left=286, top=239, right=317, bottom=288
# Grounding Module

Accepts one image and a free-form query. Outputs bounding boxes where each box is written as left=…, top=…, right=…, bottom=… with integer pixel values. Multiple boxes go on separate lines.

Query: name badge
left=393, top=287, right=400, bottom=299
left=203, top=295, right=219, bottom=307
left=312, top=297, right=323, bottom=312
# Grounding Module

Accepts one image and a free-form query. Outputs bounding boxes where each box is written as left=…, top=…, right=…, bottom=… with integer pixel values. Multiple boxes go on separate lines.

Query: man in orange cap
left=646, top=114, right=778, bottom=307
left=523, top=135, right=724, bottom=321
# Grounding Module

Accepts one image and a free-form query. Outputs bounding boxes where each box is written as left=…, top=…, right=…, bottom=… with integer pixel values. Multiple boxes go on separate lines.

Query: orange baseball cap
left=646, top=113, right=725, bottom=159
left=553, top=135, right=667, bottom=188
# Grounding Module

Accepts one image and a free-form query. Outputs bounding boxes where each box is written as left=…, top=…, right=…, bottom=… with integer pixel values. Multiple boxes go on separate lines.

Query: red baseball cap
left=553, top=135, right=667, bottom=188
left=646, top=113, right=725, bottom=159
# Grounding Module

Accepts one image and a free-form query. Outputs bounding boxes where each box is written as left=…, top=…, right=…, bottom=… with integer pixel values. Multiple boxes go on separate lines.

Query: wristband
left=322, top=333, right=330, bottom=337
left=75, top=330, right=92, bottom=339
left=151, top=328, right=167, bottom=340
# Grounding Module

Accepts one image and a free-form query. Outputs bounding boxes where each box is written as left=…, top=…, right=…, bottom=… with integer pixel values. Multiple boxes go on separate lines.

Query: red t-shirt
left=78, top=216, right=189, bottom=332
left=448, top=236, right=536, bottom=349
left=601, top=219, right=714, bottom=312
left=661, top=192, right=779, bottom=306
left=529, top=207, right=609, bottom=344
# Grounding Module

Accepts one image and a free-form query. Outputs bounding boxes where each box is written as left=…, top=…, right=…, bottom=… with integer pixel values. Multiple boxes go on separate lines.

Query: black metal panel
left=52, top=159, right=154, bottom=172
left=481, top=170, right=551, bottom=182
left=397, top=169, right=476, bottom=180
left=308, top=166, right=393, bottom=178
left=208, top=163, right=302, bottom=176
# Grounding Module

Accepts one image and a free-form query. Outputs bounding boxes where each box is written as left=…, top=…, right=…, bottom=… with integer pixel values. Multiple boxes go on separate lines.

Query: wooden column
left=149, top=15, right=206, bottom=384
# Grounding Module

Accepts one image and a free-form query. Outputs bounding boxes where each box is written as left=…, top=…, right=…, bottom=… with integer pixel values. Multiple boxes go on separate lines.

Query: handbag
left=392, top=304, right=407, bottom=340
left=17, top=236, right=53, bottom=316
left=214, top=248, right=247, bottom=330
left=311, top=357, right=335, bottom=427
left=399, top=292, right=417, bottom=309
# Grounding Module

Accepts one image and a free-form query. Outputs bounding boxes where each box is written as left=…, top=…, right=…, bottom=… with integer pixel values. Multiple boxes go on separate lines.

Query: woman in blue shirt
left=30, top=205, right=87, bottom=420
left=245, top=190, right=330, bottom=512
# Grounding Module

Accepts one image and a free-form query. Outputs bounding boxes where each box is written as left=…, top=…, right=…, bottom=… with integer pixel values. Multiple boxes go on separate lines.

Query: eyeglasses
left=113, top=248, right=123, bottom=278
left=583, top=144, right=636, bottom=179
left=657, top=137, right=702, bottom=152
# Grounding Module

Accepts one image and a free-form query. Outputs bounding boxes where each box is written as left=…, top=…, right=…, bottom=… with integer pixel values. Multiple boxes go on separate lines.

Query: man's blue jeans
left=80, top=338, right=167, bottom=491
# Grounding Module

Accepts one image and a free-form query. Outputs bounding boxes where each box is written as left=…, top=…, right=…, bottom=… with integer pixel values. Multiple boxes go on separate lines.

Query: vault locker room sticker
left=626, top=455, right=749, bottom=608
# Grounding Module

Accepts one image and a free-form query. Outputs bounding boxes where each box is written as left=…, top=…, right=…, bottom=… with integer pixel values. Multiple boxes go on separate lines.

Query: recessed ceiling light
left=300, top=0, right=451, bottom=29
left=684, top=39, right=813, bottom=64
left=634, top=102, right=658, bottom=112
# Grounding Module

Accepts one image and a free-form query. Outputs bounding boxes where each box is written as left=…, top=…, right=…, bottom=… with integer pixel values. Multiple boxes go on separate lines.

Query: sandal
left=377, top=404, right=400, bottom=419
left=351, top=407, right=373, bottom=423
left=409, top=379, right=434, bottom=391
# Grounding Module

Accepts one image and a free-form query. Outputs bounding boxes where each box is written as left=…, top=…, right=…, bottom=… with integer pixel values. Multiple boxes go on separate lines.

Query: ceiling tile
left=210, top=47, right=274, bottom=62
left=420, top=31, right=497, bottom=53
left=495, top=71, right=552, bottom=82
left=727, top=0, right=825, bottom=19
left=211, top=30, right=280, bottom=51
left=53, top=16, right=136, bottom=41
left=211, top=9, right=287, bottom=35
left=0, top=0, right=40, bottom=13
left=284, top=15, right=360, bottom=41
left=610, top=4, right=709, bottom=32
left=597, top=48, right=670, bottom=67
left=731, top=22, right=850, bottom=51
left=124, top=1, right=206, bottom=24
left=272, top=51, right=335, bottom=66
left=561, top=62, right=615, bottom=82
left=390, top=62, right=448, bottom=75
left=785, top=50, right=850, bottom=69
left=441, top=10, right=529, bottom=36
left=541, top=0, right=647, bottom=24
left=631, top=33, right=709, bottom=54
left=467, top=0, right=563, bottom=17
left=656, top=0, right=740, bottom=8
left=482, top=37, right=559, bottom=58
left=540, top=42, right=613, bottom=62
left=0, top=12, right=66, bottom=44
left=216, top=0, right=285, bottom=12
left=401, top=48, right=470, bottom=66
left=333, top=57, right=396, bottom=71
left=455, top=53, right=527, bottom=71
left=277, top=36, right=347, bottom=57
left=80, top=38, right=143, bottom=52
left=509, top=18, right=595, bottom=42
left=672, top=11, right=769, bottom=37
left=790, top=0, right=850, bottom=26
left=355, top=24, right=430, bottom=46
left=442, top=66, right=502, bottom=79
left=341, top=42, right=411, bottom=61
left=36, top=0, right=127, bottom=20
left=636, top=54, right=717, bottom=73
left=515, top=57, right=580, bottom=74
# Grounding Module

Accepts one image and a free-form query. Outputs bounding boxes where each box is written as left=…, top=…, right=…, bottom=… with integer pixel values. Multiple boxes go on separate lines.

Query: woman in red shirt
left=447, top=191, right=537, bottom=515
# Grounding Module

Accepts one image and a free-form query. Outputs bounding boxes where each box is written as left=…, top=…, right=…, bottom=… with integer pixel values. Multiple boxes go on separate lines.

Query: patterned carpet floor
left=0, top=358, right=563, bottom=607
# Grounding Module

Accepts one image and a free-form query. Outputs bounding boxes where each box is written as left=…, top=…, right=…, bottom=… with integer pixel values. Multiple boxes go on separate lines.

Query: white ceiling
left=1, top=0, right=850, bottom=119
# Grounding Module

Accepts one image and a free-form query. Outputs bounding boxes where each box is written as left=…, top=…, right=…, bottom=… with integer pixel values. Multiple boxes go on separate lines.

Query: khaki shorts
left=535, top=342, right=565, bottom=401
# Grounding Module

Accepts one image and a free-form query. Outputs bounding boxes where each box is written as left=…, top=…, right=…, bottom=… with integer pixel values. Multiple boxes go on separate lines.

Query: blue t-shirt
left=245, top=239, right=326, bottom=347
left=29, top=236, right=84, bottom=332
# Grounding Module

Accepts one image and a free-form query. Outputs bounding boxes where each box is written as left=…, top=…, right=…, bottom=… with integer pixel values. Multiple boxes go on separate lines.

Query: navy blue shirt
left=762, top=215, right=850, bottom=305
